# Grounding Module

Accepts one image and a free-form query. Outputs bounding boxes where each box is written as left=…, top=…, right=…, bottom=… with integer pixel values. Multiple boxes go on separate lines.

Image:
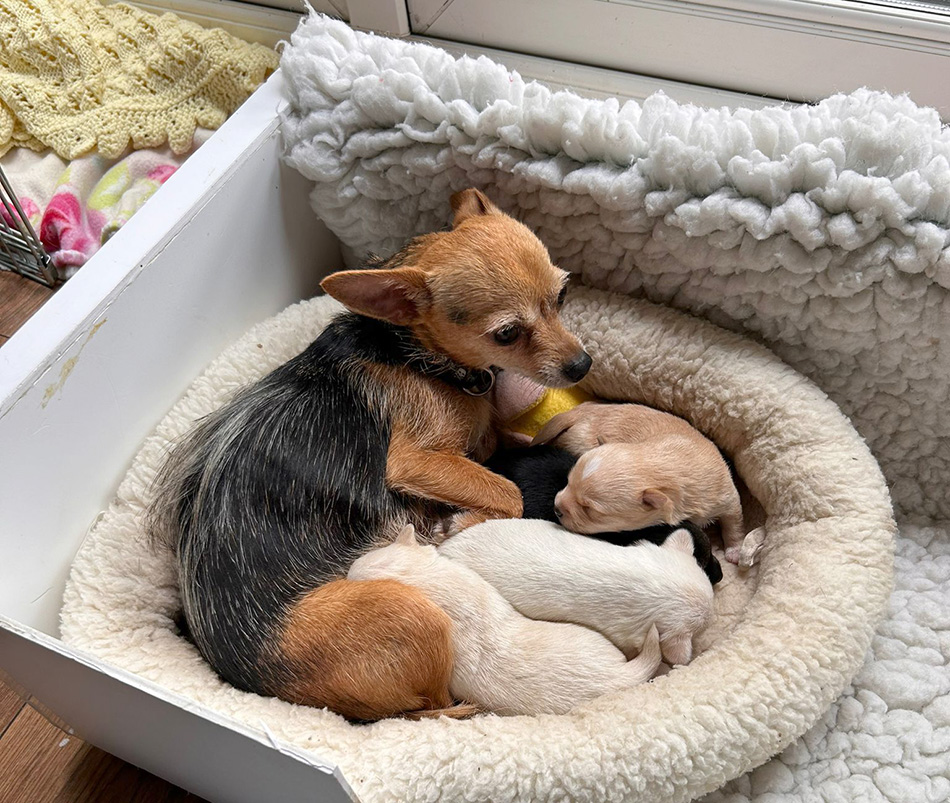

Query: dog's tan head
left=321, top=189, right=591, bottom=387
left=554, top=444, right=680, bottom=534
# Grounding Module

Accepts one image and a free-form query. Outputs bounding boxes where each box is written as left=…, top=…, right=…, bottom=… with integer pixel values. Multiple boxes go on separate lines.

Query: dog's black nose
left=561, top=351, right=592, bottom=383
left=553, top=505, right=563, bottom=519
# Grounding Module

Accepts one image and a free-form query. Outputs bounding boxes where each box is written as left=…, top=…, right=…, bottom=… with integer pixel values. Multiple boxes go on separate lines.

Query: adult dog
left=148, top=189, right=591, bottom=721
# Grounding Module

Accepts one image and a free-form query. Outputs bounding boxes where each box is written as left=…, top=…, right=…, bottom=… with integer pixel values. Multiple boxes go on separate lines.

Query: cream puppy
left=348, top=525, right=662, bottom=716
left=440, top=521, right=714, bottom=665
left=534, top=402, right=753, bottom=565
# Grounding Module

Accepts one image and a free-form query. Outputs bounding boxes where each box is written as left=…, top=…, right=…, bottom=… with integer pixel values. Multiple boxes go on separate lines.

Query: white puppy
left=439, top=521, right=714, bottom=665
left=348, top=525, right=662, bottom=716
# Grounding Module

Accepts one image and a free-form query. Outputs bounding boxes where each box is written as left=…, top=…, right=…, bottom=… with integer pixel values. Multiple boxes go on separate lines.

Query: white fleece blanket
left=275, top=14, right=950, bottom=802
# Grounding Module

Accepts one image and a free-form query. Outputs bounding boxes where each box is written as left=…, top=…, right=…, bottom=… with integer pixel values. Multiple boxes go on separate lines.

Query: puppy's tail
left=404, top=701, right=480, bottom=720
left=624, top=625, right=662, bottom=684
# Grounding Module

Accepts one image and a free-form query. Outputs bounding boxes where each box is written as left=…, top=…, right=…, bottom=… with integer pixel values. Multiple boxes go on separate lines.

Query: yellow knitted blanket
left=0, top=0, right=278, bottom=159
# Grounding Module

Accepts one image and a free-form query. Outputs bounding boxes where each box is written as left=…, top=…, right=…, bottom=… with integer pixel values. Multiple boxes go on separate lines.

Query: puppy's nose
left=553, top=504, right=563, bottom=519
left=561, top=351, right=592, bottom=383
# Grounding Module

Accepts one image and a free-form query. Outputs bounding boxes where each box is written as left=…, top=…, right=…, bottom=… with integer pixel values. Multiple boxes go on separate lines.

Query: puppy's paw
left=724, top=546, right=742, bottom=565
left=430, top=517, right=452, bottom=545
left=445, top=511, right=488, bottom=538
left=738, top=527, right=766, bottom=569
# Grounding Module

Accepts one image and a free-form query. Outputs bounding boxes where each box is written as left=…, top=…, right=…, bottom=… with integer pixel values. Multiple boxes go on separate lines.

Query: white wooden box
left=0, top=73, right=359, bottom=803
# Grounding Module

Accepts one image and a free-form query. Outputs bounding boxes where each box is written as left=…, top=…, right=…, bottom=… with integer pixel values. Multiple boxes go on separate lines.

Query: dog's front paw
left=737, top=527, right=766, bottom=569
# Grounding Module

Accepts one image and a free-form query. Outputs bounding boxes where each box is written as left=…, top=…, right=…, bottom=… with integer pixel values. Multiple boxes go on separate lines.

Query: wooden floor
left=1, top=271, right=204, bottom=801
left=0, top=677, right=202, bottom=802
left=0, top=270, right=55, bottom=344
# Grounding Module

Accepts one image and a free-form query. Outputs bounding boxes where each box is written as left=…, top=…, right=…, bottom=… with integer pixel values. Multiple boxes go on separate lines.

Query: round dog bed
left=60, top=285, right=895, bottom=803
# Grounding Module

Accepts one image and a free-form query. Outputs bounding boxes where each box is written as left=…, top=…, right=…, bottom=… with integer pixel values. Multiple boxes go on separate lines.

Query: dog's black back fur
left=149, top=312, right=452, bottom=696
left=486, top=445, right=723, bottom=584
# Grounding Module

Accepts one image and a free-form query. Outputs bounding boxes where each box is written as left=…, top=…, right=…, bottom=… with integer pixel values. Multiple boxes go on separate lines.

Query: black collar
left=342, top=314, right=498, bottom=397
left=396, top=344, right=497, bottom=396
left=423, top=362, right=497, bottom=396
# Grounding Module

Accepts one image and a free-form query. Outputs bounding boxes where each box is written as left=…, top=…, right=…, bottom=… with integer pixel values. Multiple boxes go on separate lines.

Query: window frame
left=140, top=0, right=950, bottom=116
left=408, top=0, right=950, bottom=116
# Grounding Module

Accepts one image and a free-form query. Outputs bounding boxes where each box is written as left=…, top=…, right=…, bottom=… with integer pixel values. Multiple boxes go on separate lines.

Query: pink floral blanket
left=1, top=131, right=209, bottom=279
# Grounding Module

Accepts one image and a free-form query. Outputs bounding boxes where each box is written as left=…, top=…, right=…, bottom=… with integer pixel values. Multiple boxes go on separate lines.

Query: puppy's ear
left=450, top=188, right=501, bottom=227
left=395, top=524, right=418, bottom=546
left=641, top=488, right=674, bottom=521
left=321, top=267, right=430, bottom=326
left=663, top=528, right=694, bottom=555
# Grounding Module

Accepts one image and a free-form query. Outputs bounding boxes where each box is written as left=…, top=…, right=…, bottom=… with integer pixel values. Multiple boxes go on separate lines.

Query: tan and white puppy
left=348, top=525, right=662, bottom=716
left=440, top=521, right=714, bottom=665
left=535, top=402, right=755, bottom=565
left=554, top=439, right=747, bottom=560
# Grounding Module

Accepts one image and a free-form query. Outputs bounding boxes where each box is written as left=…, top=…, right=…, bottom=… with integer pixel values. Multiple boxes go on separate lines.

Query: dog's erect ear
left=663, top=528, right=694, bottom=555
left=641, top=488, right=674, bottom=520
left=395, top=524, right=418, bottom=546
left=450, top=188, right=501, bottom=227
left=321, top=267, right=430, bottom=326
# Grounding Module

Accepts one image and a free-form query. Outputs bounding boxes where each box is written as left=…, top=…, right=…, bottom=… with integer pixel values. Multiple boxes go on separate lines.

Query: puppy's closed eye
left=577, top=497, right=605, bottom=515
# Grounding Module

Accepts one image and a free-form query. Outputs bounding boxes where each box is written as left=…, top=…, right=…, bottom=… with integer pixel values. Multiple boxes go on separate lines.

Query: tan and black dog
left=148, top=189, right=591, bottom=721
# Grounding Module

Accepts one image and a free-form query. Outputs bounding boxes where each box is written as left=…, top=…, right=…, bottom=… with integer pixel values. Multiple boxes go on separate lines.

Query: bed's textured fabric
left=61, top=289, right=896, bottom=803
left=280, top=15, right=950, bottom=524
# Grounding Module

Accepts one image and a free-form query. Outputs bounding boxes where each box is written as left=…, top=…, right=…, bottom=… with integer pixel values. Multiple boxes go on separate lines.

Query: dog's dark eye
left=556, top=285, right=568, bottom=309
left=494, top=324, right=522, bottom=345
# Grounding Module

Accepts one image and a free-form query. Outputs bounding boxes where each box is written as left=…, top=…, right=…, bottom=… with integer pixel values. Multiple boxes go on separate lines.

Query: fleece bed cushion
left=60, top=285, right=895, bottom=803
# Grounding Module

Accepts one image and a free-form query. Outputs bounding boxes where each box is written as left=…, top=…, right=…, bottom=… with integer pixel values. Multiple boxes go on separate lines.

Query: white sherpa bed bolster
left=60, top=287, right=895, bottom=803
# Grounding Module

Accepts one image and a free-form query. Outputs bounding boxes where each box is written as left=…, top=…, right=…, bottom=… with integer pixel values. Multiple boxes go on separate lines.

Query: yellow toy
left=493, top=370, right=596, bottom=444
